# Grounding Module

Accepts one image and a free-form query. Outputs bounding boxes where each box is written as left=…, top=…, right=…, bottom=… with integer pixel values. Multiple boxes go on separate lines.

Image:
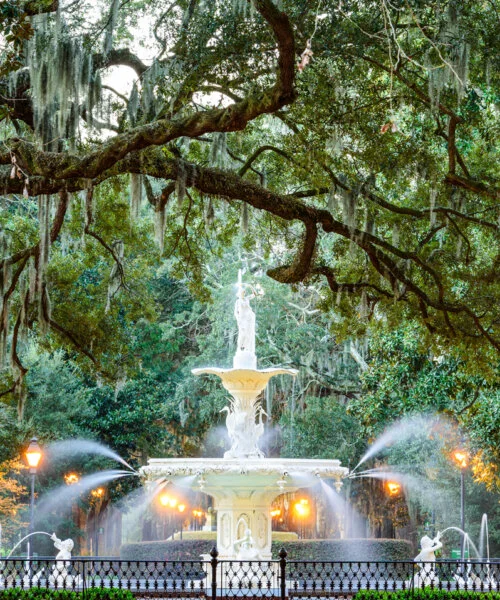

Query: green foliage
left=120, top=538, right=413, bottom=561
left=120, top=539, right=213, bottom=561
left=0, top=589, right=134, bottom=600
left=276, top=539, right=413, bottom=561
left=280, top=395, right=365, bottom=466
left=356, top=592, right=500, bottom=600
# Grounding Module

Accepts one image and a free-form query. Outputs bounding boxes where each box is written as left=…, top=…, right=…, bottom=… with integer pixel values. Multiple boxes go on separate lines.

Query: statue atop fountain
left=233, top=271, right=257, bottom=369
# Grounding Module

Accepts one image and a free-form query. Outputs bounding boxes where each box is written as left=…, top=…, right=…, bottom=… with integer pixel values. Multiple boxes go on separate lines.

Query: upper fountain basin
left=192, top=367, right=298, bottom=401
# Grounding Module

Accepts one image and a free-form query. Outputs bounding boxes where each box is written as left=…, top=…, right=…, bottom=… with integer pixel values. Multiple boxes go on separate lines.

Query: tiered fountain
left=140, top=274, right=348, bottom=559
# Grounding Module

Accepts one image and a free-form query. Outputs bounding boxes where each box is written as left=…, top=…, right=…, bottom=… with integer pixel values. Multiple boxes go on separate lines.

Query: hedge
left=120, top=538, right=413, bottom=561
left=120, top=538, right=212, bottom=560
left=0, top=590, right=134, bottom=600
left=356, top=591, right=500, bottom=600
left=167, top=530, right=297, bottom=542
left=276, top=539, right=413, bottom=561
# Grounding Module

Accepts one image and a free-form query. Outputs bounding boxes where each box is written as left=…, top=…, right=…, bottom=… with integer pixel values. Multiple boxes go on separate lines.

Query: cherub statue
left=52, top=533, right=74, bottom=561
left=49, top=533, right=78, bottom=587
left=233, top=528, right=261, bottom=561
left=413, top=532, right=442, bottom=587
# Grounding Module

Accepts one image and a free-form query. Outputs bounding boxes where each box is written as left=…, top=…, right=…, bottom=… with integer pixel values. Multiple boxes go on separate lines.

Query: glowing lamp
left=159, top=493, right=171, bottom=507
left=65, top=473, right=80, bottom=485
left=294, top=498, right=310, bottom=518
left=25, top=437, right=42, bottom=470
left=386, top=481, right=401, bottom=496
left=453, top=450, right=468, bottom=469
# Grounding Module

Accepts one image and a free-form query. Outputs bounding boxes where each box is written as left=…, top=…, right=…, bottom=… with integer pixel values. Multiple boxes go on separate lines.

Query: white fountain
left=140, top=273, right=348, bottom=559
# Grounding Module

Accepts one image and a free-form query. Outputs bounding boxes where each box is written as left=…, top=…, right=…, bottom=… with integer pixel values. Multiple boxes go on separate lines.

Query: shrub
left=0, top=590, right=134, bottom=600
left=120, top=539, right=213, bottom=561
left=356, top=591, right=500, bottom=600
left=275, top=539, right=413, bottom=561
left=120, top=538, right=412, bottom=561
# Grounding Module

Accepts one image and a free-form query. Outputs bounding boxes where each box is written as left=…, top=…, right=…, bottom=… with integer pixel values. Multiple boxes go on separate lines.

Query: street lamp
left=159, top=494, right=187, bottom=539
left=386, top=481, right=401, bottom=496
left=178, top=504, right=186, bottom=540
left=64, top=473, right=80, bottom=485
left=25, top=437, right=42, bottom=560
left=91, top=487, right=105, bottom=556
left=192, top=509, right=204, bottom=531
left=159, top=493, right=177, bottom=509
left=453, top=449, right=468, bottom=563
left=293, top=498, right=311, bottom=539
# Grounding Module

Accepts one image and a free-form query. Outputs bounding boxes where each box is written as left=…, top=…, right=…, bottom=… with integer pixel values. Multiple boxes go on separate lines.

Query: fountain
left=140, top=274, right=348, bottom=559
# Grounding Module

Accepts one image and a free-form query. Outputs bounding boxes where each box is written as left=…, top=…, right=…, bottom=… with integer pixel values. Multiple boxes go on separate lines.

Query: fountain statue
left=140, top=273, right=348, bottom=559
left=234, top=272, right=257, bottom=367
left=233, top=521, right=261, bottom=560
left=48, top=533, right=81, bottom=587
left=413, top=532, right=442, bottom=587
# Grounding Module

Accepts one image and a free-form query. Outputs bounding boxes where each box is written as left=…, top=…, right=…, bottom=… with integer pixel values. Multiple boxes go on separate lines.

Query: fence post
left=210, top=546, right=218, bottom=600
left=410, top=560, right=415, bottom=597
left=279, top=547, right=287, bottom=600
left=81, top=559, right=87, bottom=600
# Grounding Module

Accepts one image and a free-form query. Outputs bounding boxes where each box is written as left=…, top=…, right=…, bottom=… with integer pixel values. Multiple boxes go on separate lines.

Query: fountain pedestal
left=191, top=367, right=297, bottom=459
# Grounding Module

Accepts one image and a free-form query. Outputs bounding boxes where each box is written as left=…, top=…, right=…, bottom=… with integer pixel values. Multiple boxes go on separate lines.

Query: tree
left=348, top=322, right=500, bottom=488
left=0, top=0, right=499, bottom=408
left=345, top=323, right=500, bottom=551
left=0, top=403, right=26, bottom=552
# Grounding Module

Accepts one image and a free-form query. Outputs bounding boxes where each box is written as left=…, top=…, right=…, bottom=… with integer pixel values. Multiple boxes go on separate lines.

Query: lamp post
left=192, top=509, right=204, bottom=531
left=159, top=493, right=186, bottom=539
left=385, top=481, right=402, bottom=539
left=293, top=498, right=311, bottom=539
left=91, top=487, right=105, bottom=556
left=453, top=449, right=468, bottom=563
left=178, top=504, right=186, bottom=540
left=25, top=437, right=42, bottom=560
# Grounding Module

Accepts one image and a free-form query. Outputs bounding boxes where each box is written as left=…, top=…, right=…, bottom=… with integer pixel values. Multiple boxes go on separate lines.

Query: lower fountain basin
left=140, top=458, right=348, bottom=559
left=141, top=457, right=348, bottom=484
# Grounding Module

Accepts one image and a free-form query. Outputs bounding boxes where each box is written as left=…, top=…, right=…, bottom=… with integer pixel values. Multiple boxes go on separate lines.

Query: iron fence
left=0, top=549, right=499, bottom=597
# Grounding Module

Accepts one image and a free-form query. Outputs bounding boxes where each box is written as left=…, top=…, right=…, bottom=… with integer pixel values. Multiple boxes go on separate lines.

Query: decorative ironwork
left=0, top=554, right=498, bottom=597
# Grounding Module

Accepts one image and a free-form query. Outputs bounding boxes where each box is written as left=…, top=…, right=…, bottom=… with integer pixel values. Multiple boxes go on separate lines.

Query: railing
left=0, top=549, right=499, bottom=597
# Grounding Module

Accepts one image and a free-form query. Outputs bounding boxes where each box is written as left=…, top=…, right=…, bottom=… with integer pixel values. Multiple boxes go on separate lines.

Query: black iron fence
left=0, top=549, right=499, bottom=597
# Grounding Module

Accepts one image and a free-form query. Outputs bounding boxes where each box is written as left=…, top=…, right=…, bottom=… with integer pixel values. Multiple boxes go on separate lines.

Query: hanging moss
left=128, top=83, right=139, bottom=125
left=24, top=16, right=101, bottom=148
left=154, top=206, right=166, bottom=254
left=105, top=240, right=125, bottom=313
left=205, top=197, right=215, bottom=228
left=104, top=0, right=120, bottom=56
left=176, top=161, right=187, bottom=207
left=240, top=202, right=249, bottom=233
left=209, top=132, right=229, bottom=169
left=340, top=188, right=357, bottom=233
left=129, top=174, right=143, bottom=220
